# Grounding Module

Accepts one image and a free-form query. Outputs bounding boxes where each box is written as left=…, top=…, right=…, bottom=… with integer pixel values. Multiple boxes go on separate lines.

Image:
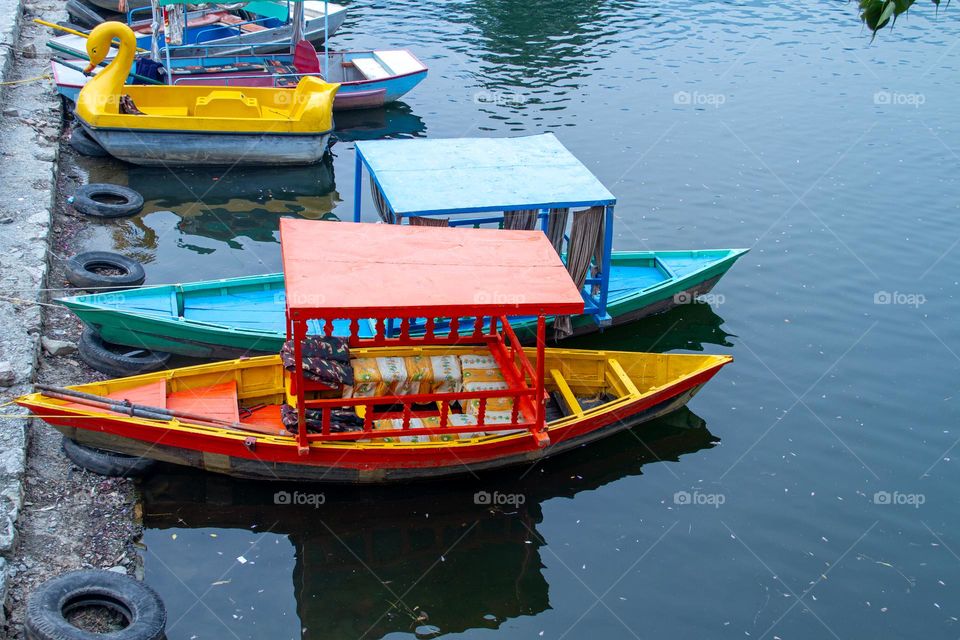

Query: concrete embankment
left=0, top=3, right=142, bottom=636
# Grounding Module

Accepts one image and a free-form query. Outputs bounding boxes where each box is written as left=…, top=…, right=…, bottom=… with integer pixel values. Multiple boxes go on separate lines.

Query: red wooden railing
left=286, top=313, right=547, bottom=450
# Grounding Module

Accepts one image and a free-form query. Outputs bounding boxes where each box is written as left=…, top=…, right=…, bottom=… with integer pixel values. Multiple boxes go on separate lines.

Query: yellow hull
left=17, top=347, right=732, bottom=482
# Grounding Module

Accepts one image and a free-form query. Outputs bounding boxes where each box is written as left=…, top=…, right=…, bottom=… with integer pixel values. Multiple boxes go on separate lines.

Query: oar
left=34, top=19, right=150, bottom=54
left=35, top=384, right=292, bottom=438
left=47, top=48, right=164, bottom=85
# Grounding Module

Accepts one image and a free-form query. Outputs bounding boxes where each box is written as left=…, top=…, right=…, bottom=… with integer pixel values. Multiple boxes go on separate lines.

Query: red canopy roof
left=280, top=219, right=585, bottom=319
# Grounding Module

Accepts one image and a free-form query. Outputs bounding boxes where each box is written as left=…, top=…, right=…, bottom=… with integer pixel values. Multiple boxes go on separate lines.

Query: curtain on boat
left=371, top=183, right=396, bottom=224
left=545, top=207, right=569, bottom=254
left=503, top=210, right=538, bottom=230
left=164, top=4, right=187, bottom=46
left=409, top=216, right=449, bottom=227
left=555, top=206, right=603, bottom=339
left=590, top=210, right=606, bottom=296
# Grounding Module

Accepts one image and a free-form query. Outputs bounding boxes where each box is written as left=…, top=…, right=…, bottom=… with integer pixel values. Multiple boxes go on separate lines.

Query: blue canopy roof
left=354, top=133, right=616, bottom=217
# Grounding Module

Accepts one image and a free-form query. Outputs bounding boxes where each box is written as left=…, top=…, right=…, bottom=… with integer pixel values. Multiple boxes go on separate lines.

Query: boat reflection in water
left=141, top=408, right=716, bottom=639
left=569, top=301, right=736, bottom=354
left=333, top=102, right=428, bottom=143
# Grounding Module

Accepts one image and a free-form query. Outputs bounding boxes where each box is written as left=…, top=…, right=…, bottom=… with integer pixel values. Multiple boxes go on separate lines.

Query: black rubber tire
left=64, top=0, right=109, bottom=28
left=26, top=569, right=166, bottom=640
left=78, top=329, right=171, bottom=378
left=61, top=436, right=157, bottom=478
left=65, top=251, right=146, bottom=291
left=72, top=184, right=144, bottom=218
left=69, top=126, right=108, bottom=158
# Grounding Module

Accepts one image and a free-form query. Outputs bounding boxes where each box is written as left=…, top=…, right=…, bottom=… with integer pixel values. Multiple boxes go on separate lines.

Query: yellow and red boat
left=17, top=221, right=732, bottom=482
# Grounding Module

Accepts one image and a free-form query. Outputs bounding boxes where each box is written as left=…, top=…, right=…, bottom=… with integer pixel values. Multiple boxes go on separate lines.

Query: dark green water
left=67, top=1, right=960, bottom=637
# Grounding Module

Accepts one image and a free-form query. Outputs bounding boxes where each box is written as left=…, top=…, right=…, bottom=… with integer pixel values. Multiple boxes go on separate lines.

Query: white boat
left=47, top=1, right=347, bottom=59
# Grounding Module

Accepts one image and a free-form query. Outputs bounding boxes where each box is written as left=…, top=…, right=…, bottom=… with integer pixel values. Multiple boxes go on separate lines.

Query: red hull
left=19, top=363, right=724, bottom=483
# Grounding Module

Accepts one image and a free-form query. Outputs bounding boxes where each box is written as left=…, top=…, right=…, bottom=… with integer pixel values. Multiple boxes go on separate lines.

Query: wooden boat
left=17, top=221, right=732, bottom=483
left=48, top=1, right=347, bottom=58
left=52, top=48, right=428, bottom=111
left=74, top=22, right=338, bottom=166
left=59, top=249, right=748, bottom=358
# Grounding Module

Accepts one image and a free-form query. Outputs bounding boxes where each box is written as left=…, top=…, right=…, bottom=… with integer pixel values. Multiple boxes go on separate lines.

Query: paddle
left=46, top=42, right=165, bottom=86
left=35, top=384, right=292, bottom=438
left=35, top=19, right=150, bottom=53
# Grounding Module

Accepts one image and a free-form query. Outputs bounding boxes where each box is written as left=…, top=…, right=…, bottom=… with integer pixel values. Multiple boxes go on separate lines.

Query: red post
left=293, top=317, right=308, bottom=454
left=533, top=315, right=548, bottom=445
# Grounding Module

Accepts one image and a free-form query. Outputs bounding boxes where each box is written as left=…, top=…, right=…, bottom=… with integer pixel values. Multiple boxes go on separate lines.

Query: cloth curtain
left=164, top=4, right=186, bottom=46
left=554, top=206, right=604, bottom=339
left=370, top=182, right=395, bottom=224
left=148, top=0, right=161, bottom=59
left=409, top=216, right=449, bottom=227
left=503, top=209, right=538, bottom=230
left=545, top=207, right=569, bottom=254
left=590, top=209, right=606, bottom=295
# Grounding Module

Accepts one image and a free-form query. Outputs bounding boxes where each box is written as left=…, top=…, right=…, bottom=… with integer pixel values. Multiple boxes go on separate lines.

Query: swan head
left=84, top=22, right=123, bottom=73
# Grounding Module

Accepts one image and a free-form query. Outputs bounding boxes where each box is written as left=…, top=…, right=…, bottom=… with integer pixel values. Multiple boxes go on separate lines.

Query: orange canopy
left=280, top=219, right=585, bottom=320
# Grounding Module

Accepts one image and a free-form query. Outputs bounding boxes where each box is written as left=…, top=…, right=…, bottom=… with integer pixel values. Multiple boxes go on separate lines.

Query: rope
left=0, top=72, right=51, bottom=86
left=0, top=296, right=61, bottom=308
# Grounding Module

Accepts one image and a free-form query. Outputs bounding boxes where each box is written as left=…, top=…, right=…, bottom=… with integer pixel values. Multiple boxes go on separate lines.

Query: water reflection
left=446, top=0, right=611, bottom=113
left=128, top=162, right=336, bottom=208
left=142, top=408, right=716, bottom=640
left=333, top=102, right=428, bottom=143
left=568, top=302, right=735, bottom=353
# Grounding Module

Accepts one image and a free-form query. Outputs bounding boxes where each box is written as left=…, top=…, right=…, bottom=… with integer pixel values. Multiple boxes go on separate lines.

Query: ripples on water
left=60, top=0, right=960, bottom=637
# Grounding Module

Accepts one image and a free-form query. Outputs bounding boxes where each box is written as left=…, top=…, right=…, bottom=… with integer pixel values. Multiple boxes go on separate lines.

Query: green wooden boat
left=59, top=248, right=748, bottom=359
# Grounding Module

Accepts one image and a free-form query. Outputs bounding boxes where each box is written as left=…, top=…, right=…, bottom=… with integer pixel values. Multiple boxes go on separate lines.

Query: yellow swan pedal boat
left=75, top=22, right=339, bottom=166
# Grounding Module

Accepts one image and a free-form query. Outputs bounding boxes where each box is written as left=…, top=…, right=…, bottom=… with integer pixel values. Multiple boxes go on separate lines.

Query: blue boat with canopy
left=58, top=134, right=748, bottom=362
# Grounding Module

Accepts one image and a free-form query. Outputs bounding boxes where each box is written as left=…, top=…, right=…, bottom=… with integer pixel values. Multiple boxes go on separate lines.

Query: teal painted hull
left=59, top=249, right=748, bottom=359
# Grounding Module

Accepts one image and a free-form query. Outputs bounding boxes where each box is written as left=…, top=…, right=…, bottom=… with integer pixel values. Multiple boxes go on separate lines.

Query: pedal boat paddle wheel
left=17, top=221, right=732, bottom=482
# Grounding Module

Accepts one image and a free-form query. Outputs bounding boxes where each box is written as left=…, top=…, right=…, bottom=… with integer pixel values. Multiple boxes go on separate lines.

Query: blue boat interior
left=63, top=250, right=743, bottom=342
left=607, top=251, right=731, bottom=298
left=72, top=281, right=375, bottom=339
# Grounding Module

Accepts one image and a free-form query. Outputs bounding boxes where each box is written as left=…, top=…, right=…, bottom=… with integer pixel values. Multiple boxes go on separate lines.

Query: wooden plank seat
left=170, top=61, right=268, bottom=76
left=167, top=381, right=240, bottom=424
left=352, top=57, right=390, bottom=80
left=216, top=12, right=269, bottom=32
